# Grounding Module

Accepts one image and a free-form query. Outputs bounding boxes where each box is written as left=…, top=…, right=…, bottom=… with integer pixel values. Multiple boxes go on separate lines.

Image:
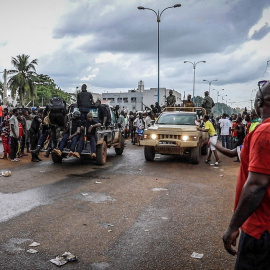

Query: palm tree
left=8, top=54, right=38, bottom=106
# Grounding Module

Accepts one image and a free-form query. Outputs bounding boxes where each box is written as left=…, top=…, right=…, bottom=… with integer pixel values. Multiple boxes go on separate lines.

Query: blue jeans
left=221, top=135, right=230, bottom=149
left=59, top=133, right=80, bottom=152
left=77, top=134, right=97, bottom=154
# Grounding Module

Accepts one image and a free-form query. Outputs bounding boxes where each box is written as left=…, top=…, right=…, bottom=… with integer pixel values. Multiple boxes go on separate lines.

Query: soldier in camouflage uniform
left=202, top=91, right=215, bottom=115
left=166, top=90, right=176, bottom=107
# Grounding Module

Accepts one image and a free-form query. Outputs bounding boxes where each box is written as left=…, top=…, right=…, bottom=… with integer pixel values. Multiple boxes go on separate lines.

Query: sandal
left=214, top=161, right=221, bottom=165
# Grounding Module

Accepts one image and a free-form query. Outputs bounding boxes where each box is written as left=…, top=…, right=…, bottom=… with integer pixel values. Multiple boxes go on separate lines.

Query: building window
left=131, top=97, right=137, bottom=102
left=108, top=98, right=115, bottom=103
left=123, top=98, right=128, bottom=103
left=117, top=98, right=122, bottom=103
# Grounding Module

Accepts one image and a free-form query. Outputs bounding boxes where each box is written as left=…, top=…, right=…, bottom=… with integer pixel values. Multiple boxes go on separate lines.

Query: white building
left=92, top=92, right=102, bottom=102
left=102, top=80, right=182, bottom=112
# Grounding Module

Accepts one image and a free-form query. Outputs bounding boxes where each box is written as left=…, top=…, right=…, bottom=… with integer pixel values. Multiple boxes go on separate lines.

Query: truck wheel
left=201, top=143, right=208, bottom=155
left=96, top=141, right=107, bottom=165
left=144, top=146, right=155, bottom=161
left=115, top=134, right=124, bottom=155
left=190, top=146, right=200, bottom=164
left=51, top=152, right=63, bottom=163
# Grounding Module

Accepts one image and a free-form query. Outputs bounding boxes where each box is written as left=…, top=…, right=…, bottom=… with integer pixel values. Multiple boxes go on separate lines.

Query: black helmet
left=72, top=110, right=81, bottom=118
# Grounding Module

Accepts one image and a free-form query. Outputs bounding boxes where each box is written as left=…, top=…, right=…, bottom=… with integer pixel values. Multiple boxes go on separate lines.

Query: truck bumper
left=140, top=140, right=199, bottom=154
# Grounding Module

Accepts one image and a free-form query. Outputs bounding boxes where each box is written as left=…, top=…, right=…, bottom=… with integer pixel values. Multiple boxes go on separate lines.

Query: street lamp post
left=212, top=88, right=224, bottom=116
left=184, top=61, right=206, bottom=102
left=138, top=4, right=181, bottom=104
left=220, top=94, right=228, bottom=114
left=203, top=79, right=217, bottom=96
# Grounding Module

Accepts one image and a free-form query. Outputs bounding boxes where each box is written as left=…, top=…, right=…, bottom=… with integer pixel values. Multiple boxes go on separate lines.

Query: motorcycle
left=135, top=126, right=144, bottom=145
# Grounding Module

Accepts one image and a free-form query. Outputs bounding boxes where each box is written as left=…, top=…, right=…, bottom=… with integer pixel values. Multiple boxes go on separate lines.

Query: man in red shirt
left=222, top=80, right=270, bottom=269
left=0, top=103, right=3, bottom=124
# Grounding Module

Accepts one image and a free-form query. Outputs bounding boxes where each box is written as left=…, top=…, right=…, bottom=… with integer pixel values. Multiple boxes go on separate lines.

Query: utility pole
left=0, top=69, right=7, bottom=106
left=250, top=100, right=254, bottom=111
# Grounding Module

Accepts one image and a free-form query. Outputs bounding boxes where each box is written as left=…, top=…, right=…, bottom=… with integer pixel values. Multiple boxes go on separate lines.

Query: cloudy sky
left=1, top=0, right=270, bottom=109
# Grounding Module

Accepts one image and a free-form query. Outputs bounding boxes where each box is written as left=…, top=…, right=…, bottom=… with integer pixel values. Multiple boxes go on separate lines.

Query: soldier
left=77, top=84, right=94, bottom=122
left=202, top=91, right=215, bottom=115
left=29, top=109, right=43, bottom=162
left=183, top=94, right=195, bottom=107
left=166, top=90, right=176, bottom=107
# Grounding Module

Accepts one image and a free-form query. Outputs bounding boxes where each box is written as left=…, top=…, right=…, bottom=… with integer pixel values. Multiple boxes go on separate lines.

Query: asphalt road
left=0, top=141, right=239, bottom=270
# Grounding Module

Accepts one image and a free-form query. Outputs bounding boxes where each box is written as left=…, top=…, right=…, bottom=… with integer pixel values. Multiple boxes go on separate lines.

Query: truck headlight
left=182, top=135, right=189, bottom=141
left=151, top=134, right=157, bottom=140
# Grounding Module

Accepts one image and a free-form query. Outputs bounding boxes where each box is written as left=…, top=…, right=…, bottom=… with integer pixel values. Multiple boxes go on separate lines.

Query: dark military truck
left=51, top=104, right=124, bottom=165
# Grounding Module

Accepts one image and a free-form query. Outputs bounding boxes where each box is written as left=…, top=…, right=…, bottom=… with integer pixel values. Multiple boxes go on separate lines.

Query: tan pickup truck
left=140, top=107, right=209, bottom=164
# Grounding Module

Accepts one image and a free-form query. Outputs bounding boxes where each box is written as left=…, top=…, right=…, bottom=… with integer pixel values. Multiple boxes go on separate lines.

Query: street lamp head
left=184, top=61, right=188, bottom=63
left=137, top=6, right=145, bottom=10
left=202, top=61, right=206, bottom=63
left=203, top=79, right=207, bottom=82
left=173, top=4, right=181, bottom=8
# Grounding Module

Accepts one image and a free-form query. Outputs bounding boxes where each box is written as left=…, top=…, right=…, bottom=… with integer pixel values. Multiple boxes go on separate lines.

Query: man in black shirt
left=77, top=112, right=101, bottom=158
left=77, top=84, right=94, bottom=121
left=53, top=110, right=82, bottom=158
left=29, top=109, right=43, bottom=162
left=96, top=100, right=111, bottom=126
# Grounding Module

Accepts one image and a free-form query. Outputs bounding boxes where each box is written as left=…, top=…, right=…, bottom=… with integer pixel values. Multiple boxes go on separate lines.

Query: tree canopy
left=8, top=54, right=38, bottom=106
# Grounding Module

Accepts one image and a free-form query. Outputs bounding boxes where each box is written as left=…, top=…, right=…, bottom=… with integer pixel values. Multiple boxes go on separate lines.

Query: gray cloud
left=42, top=0, right=270, bottom=103
left=251, top=23, right=270, bottom=40
left=53, top=0, right=270, bottom=57
left=0, top=41, right=8, bottom=47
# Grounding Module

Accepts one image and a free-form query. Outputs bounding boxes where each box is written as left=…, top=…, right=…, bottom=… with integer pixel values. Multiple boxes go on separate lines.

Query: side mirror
left=150, top=120, right=155, bottom=125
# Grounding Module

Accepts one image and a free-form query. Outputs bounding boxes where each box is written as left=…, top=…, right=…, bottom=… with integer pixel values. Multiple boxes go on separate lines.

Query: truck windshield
left=156, top=114, right=196, bottom=125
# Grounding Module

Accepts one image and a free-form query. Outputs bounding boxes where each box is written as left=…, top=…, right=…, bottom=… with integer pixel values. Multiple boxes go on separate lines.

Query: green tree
left=26, top=74, right=70, bottom=107
left=8, top=54, right=38, bottom=106
left=194, top=96, right=203, bottom=106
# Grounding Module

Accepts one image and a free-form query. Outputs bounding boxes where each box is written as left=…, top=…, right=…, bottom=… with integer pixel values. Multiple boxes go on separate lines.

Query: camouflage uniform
left=202, top=95, right=215, bottom=115
left=167, top=95, right=176, bottom=107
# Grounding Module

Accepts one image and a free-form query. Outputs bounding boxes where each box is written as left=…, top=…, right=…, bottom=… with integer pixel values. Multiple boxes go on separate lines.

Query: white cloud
left=1, top=0, right=270, bottom=109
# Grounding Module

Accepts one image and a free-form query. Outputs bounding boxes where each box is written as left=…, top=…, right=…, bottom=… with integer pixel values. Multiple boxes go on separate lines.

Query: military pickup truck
left=140, top=107, right=209, bottom=164
left=51, top=104, right=124, bottom=165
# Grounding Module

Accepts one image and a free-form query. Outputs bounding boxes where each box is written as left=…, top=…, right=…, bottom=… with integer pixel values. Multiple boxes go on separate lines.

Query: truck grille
left=158, top=134, right=181, bottom=140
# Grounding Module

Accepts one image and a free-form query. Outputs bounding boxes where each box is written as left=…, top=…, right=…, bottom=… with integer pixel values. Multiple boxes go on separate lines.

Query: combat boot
left=31, top=153, right=40, bottom=162
left=53, top=148, right=62, bottom=157
left=33, top=145, right=41, bottom=155
left=44, top=147, right=51, bottom=158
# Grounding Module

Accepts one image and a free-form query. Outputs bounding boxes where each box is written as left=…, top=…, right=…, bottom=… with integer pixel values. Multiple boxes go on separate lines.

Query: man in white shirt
left=218, top=113, right=232, bottom=149
left=144, top=112, right=153, bottom=128
left=9, top=108, right=20, bottom=161
left=134, top=113, right=145, bottom=129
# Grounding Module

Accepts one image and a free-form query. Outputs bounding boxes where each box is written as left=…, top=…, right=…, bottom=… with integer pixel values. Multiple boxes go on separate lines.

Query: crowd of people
left=1, top=80, right=270, bottom=268
left=212, top=109, right=260, bottom=156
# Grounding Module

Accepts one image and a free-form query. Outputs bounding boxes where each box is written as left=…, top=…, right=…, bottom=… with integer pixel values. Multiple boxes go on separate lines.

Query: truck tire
left=190, top=145, right=200, bottom=164
left=115, top=134, right=124, bottom=155
left=96, top=141, right=107, bottom=165
left=51, top=152, right=63, bottom=163
left=144, top=146, right=155, bottom=161
left=201, top=143, right=208, bottom=155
